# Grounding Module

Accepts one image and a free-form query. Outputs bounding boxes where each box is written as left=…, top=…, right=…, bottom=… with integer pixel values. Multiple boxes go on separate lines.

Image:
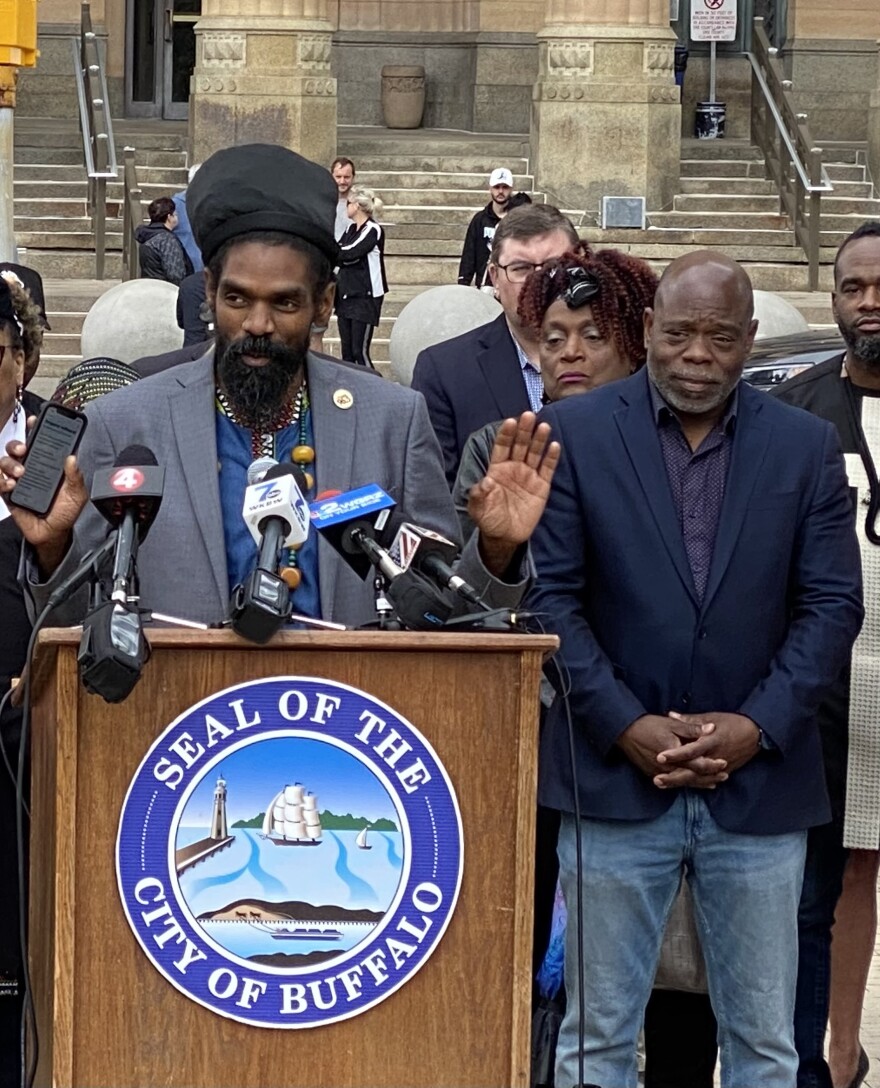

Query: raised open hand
left=467, top=412, right=560, bottom=550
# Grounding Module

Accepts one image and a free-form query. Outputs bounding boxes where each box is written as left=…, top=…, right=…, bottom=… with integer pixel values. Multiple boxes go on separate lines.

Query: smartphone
left=8, top=401, right=88, bottom=516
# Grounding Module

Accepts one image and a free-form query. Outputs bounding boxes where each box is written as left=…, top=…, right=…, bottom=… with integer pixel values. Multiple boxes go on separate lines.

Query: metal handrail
left=746, top=17, right=832, bottom=290
left=71, top=1, right=118, bottom=279
left=121, top=147, right=143, bottom=281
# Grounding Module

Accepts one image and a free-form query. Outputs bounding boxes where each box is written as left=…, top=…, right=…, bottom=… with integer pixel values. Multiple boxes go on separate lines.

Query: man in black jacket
left=135, top=196, right=194, bottom=286
left=773, top=219, right=880, bottom=1088
left=457, top=167, right=532, bottom=288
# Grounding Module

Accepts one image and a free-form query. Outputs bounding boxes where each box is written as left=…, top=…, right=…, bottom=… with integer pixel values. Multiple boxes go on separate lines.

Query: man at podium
left=0, top=144, right=559, bottom=631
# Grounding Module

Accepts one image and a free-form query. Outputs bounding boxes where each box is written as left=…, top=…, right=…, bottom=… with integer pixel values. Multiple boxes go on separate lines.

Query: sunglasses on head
left=548, top=266, right=601, bottom=310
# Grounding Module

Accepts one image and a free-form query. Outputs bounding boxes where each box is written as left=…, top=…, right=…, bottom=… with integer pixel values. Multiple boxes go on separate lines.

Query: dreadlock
left=517, top=243, right=659, bottom=370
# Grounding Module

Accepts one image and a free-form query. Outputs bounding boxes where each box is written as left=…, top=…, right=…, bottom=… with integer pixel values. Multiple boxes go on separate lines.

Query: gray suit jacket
left=29, top=351, right=525, bottom=628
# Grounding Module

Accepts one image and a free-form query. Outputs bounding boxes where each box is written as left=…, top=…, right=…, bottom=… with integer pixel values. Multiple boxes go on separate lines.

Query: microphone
left=310, top=486, right=455, bottom=630
left=309, top=484, right=397, bottom=580
left=390, top=521, right=487, bottom=609
left=229, top=463, right=310, bottom=644
left=78, top=445, right=164, bottom=703
left=91, top=445, right=165, bottom=602
left=247, top=456, right=279, bottom=485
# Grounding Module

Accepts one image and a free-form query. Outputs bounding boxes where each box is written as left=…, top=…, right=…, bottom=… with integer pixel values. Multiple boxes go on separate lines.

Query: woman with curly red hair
left=454, top=243, right=659, bottom=532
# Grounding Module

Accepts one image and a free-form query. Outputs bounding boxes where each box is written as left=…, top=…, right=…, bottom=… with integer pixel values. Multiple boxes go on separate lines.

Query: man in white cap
left=457, top=167, right=531, bottom=288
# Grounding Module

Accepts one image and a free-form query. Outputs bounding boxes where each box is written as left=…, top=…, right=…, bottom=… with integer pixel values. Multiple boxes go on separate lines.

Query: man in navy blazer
left=411, top=204, right=577, bottom=486
left=529, top=252, right=863, bottom=1088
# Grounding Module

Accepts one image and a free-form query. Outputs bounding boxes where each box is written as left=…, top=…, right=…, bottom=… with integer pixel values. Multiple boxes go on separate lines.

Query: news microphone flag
left=242, top=465, right=310, bottom=549
left=309, top=485, right=396, bottom=580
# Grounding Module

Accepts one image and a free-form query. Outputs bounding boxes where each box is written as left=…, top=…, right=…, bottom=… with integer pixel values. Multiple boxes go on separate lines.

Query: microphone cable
left=15, top=601, right=52, bottom=1088
left=529, top=611, right=587, bottom=1088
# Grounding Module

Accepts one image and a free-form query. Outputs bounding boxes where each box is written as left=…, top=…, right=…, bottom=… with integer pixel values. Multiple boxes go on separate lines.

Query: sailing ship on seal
left=261, top=783, right=323, bottom=846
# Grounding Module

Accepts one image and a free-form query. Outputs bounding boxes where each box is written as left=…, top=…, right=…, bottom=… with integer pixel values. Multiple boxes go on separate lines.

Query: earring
left=11, top=383, right=23, bottom=424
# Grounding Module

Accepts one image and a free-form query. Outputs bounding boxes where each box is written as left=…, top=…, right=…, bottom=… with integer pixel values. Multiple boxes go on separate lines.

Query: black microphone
left=90, top=444, right=165, bottom=602
left=229, top=463, right=310, bottom=644
left=78, top=445, right=164, bottom=703
left=389, top=520, right=488, bottom=610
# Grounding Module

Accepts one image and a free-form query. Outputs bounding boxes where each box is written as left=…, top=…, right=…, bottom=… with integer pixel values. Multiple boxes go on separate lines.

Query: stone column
left=190, top=0, right=337, bottom=167
left=530, top=0, right=680, bottom=213
left=784, top=0, right=880, bottom=142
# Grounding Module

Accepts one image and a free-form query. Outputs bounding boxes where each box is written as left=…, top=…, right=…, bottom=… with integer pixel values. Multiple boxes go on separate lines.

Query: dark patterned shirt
left=650, top=380, right=738, bottom=602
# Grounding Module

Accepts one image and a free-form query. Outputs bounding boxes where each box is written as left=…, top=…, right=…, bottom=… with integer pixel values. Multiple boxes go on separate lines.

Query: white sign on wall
left=690, top=0, right=737, bottom=42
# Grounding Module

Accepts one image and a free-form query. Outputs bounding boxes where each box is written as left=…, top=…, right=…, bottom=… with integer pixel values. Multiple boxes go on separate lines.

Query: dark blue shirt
left=650, top=380, right=738, bottom=602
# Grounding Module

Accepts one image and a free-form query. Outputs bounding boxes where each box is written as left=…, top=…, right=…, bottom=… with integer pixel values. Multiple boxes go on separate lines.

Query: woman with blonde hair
left=335, top=185, right=388, bottom=369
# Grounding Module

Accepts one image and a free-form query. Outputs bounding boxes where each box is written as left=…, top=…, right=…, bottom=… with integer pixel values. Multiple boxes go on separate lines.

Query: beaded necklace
left=216, top=383, right=307, bottom=461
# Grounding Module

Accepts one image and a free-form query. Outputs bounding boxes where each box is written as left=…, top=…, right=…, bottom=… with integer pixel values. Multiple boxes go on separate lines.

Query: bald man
left=528, top=252, right=863, bottom=1088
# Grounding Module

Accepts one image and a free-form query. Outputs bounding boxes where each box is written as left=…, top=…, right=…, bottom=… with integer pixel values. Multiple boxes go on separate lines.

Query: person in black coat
left=335, top=186, right=388, bottom=369
left=0, top=275, right=45, bottom=1088
left=135, top=196, right=194, bottom=286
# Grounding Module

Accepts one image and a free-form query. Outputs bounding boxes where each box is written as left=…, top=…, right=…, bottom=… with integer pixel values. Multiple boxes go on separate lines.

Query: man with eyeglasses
left=412, top=204, right=578, bottom=486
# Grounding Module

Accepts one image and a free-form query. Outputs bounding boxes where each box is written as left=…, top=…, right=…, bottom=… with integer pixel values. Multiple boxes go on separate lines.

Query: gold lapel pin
left=333, top=388, right=354, bottom=410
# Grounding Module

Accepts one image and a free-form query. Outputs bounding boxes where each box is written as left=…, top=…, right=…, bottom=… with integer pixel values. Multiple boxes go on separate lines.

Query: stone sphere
left=80, top=280, right=184, bottom=365
left=389, top=285, right=502, bottom=386
left=752, top=290, right=809, bottom=341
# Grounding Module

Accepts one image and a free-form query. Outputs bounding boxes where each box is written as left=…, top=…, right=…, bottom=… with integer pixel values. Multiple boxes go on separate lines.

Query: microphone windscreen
left=117, top=444, right=158, bottom=467
left=247, top=456, right=278, bottom=485
left=263, top=462, right=309, bottom=491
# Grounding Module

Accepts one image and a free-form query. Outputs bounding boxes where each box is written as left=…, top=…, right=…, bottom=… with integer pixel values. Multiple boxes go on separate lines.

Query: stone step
left=21, top=250, right=124, bottom=278
left=673, top=192, right=880, bottom=216
left=384, top=223, right=471, bottom=241
left=650, top=210, right=792, bottom=230
left=16, top=231, right=124, bottom=250
left=45, top=311, right=90, bottom=333
left=42, top=332, right=83, bottom=356
left=13, top=179, right=186, bottom=201
left=13, top=146, right=188, bottom=169
left=678, top=177, right=776, bottom=196
left=678, top=139, right=764, bottom=162
left=357, top=170, right=535, bottom=191
left=583, top=227, right=797, bottom=250
left=382, top=206, right=492, bottom=225
left=385, top=238, right=464, bottom=257
left=13, top=162, right=190, bottom=185
left=825, top=163, right=871, bottom=183
left=338, top=127, right=530, bottom=159
left=14, top=124, right=188, bottom=154
left=14, top=197, right=90, bottom=217
left=384, top=256, right=458, bottom=285
left=680, top=159, right=764, bottom=179
left=776, top=292, right=834, bottom=325
left=352, top=155, right=531, bottom=175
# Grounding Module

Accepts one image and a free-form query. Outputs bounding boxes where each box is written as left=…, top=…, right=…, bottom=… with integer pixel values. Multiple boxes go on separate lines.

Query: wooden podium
left=29, top=628, right=556, bottom=1088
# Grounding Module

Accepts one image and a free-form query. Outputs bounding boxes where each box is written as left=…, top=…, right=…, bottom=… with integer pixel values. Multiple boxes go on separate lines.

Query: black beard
left=215, top=333, right=308, bottom=427
left=840, top=323, right=880, bottom=371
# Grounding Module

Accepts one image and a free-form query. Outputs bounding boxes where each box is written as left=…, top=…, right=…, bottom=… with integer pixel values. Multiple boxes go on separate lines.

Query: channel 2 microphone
left=389, top=521, right=487, bottom=610
left=229, top=462, right=310, bottom=644
left=77, top=445, right=165, bottom=703
left=310, top=486, right=456, bottom=630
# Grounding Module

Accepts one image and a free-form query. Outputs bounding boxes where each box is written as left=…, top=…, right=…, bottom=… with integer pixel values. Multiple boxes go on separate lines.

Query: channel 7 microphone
left=229, top=462, right=310, bottom=644
left=77, top=445, right=165, bottom=703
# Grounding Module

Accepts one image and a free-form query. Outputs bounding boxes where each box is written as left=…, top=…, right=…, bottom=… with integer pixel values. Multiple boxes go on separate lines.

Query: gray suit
left=29, top=350, right=525, bottom=628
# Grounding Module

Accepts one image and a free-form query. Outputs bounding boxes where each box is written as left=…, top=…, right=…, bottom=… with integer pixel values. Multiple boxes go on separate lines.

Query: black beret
left=187, top=144, right=339, bottom=266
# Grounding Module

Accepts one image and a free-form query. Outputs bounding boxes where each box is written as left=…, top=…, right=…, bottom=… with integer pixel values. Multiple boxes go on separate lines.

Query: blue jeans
left=555, top=794, right=807, bottom=1088
left=795, top=820, right=848, bottom=1088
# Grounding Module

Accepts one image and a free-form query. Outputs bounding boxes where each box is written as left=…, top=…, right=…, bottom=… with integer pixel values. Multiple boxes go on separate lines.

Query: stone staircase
left=13, top=122, right=877, bottom=391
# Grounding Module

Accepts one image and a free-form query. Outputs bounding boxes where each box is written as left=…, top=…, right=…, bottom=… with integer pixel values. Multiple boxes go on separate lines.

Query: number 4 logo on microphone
left=111, top=468, right=145, bottom=492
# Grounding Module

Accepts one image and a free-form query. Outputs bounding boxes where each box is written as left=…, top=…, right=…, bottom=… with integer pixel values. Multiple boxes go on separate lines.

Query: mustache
left=223, top=335, right=293, bottom=363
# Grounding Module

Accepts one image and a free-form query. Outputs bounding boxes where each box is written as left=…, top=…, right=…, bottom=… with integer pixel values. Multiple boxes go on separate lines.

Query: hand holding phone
left=0, top=402, right=90, bottom=573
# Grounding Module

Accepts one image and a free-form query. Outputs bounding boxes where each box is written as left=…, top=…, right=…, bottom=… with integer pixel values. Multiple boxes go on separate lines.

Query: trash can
left=381, top=65, right=426, bottom=129
left=695, top=101, right=726, bottom=139
left=674, top=43, right=689, bottom=102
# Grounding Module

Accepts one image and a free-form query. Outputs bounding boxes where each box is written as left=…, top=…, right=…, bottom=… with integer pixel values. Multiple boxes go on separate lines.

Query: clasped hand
left=618, top=711, right=761, bottom=790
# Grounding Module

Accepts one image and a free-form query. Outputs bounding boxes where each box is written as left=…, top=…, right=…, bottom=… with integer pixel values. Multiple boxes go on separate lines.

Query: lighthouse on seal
left=210, top=775, right=228, bottom=840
